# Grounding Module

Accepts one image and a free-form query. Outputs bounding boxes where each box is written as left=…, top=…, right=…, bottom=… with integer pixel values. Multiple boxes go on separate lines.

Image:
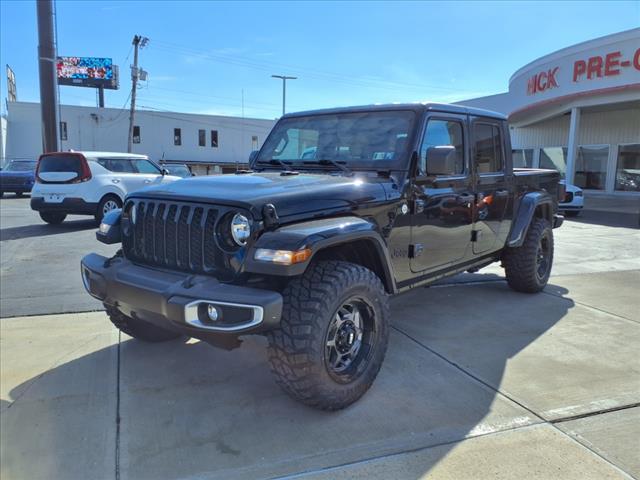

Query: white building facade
left=3, top=101, right=276, bottom=174
left=459, top=28, right=640, bottom=195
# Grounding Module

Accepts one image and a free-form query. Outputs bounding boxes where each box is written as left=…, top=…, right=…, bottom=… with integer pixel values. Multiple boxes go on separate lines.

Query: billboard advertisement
left=56, top=57, right=119, bottom=90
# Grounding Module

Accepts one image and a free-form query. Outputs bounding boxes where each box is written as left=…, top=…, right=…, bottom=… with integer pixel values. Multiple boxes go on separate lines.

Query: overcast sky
left=1, top=0, right=638, bottom=119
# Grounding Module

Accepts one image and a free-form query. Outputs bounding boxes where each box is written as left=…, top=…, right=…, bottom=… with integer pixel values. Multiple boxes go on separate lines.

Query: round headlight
left=230, top=213, right=250, bottom=246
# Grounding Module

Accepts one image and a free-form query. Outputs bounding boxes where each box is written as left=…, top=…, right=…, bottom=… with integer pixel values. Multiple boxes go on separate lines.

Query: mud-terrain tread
left=105, top=304, right=182, bottom=342
left=503, top=218, right=553, bottom=293
left=267, top=261, right=390, bottom=411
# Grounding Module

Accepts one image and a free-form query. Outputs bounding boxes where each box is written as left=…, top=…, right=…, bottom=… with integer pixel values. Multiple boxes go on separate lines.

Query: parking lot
left=1, top=195, right=639, bottom=479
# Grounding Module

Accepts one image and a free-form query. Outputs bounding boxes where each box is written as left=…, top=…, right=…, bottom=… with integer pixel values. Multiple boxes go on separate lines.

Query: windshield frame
left=254, top=108, right=419, bottom=172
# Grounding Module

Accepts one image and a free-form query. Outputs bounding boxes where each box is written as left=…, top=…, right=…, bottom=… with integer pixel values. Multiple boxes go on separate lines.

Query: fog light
left=99, top=222, right=110, bottom=234
left=207, top=304, right=219, bottom=322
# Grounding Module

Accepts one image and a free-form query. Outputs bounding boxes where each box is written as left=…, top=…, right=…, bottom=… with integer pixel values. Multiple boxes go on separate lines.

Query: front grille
left=122, top=199, right=244, bottom=277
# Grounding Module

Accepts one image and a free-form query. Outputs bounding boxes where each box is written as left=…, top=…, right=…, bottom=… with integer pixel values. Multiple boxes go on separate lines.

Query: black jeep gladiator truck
left=81, top=103, right=563, bottom=410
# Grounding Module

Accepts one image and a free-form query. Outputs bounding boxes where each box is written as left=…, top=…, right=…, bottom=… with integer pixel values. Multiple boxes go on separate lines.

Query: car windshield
left=256, top=110, right=416, bottom=170
left=6, top=161, right=36, bottom=172
left=165, top=165, right=191, bottom=177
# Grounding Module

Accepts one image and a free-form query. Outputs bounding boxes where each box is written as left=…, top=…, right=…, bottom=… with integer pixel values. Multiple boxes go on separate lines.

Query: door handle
left=112, top=178, right=120, bottom=184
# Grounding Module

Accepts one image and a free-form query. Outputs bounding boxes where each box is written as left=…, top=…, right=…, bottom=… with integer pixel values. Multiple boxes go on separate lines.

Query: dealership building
left=459, top=28, right=640, bottom=196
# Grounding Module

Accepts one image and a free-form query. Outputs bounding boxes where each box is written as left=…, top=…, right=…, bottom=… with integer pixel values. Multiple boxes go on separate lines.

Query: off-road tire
left=503, top=218, right=553, bottom=293
left=267, top=261, right=390, bottom=411
left=96, top=195, right=123, bottom=224
left=105, top=304, right=182, bottom=342
left=564, top=210, right=580, bottom=218
left=39, top=211, right=66, bottom=224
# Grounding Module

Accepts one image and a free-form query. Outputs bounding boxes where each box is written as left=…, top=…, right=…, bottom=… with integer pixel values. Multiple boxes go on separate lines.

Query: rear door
left=470, top=119, right=510, bottom=254
left=410, top=113, right=474, bottom=273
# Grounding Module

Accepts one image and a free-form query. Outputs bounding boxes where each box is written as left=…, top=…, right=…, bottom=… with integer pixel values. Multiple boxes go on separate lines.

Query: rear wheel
left=105, top=304, right=182, bottom=342
left=96, top=195, right=122, bottom=224
left=503, top=218, right=553, bottom=293
left=39, top=211, right=67, bottom=224
left=267, top=261, right=390, bottom=410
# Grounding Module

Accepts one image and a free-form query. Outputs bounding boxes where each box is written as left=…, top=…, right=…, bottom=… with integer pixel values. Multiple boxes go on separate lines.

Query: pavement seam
left=115, top=330, right=122, bottom=480
left=540, top=289, right=640, bottom=325
left=550, top=402, right=640, bottom=424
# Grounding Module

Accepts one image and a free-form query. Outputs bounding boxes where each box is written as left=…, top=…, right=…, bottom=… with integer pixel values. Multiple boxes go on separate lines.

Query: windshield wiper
left=304, top=159, right=352, bottom=175
left=255, top=159, right=294, bottom=172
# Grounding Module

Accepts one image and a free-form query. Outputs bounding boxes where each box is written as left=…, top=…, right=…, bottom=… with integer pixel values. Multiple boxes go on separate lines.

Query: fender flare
left=507, top=191, right=554, bottom=248
left=244, top=216, right=397, bottom=293
left=97, top=186, right=126, bottom=204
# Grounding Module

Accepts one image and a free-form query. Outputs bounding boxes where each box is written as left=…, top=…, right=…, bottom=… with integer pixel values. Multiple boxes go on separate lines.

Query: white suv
left=31, top=151, right=181, bottom=224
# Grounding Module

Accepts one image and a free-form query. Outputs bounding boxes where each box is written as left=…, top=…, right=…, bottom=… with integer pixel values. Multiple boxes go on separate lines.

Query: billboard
left=6, top=64, right=17, bottom=101
left=56, top=57, right=119, bottom=90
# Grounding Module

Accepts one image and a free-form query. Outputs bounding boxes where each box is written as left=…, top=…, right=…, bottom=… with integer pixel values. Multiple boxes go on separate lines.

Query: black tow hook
left=182, top=275, right=198, bottom=289
left=103, top=249, right=123, bottom=268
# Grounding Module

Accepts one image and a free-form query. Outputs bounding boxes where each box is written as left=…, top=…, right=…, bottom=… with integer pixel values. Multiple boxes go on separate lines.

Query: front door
left=470, top=119, right=509, bottom=254
left=410, top=115, right=474, bottom=273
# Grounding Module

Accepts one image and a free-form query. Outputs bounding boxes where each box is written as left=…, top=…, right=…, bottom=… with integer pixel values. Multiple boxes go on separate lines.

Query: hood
left=129, top=171, right=390, bottom=218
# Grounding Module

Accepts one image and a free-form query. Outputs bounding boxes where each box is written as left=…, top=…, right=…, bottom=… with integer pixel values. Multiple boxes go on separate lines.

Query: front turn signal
left=254, top=248, right=312, bottom=265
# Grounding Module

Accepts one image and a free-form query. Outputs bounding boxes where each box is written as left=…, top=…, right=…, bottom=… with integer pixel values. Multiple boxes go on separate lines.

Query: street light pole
left=271, top=74, right=297, bottom=116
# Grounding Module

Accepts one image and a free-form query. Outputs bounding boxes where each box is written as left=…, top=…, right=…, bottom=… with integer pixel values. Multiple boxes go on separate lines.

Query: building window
left=474, top=123, right=503, bottom=173
left=540, top=147, right=568, bottom=177
left=421, top=119, right=465, bottom=174
left=575, top=145, right=609, bottom=190
left=133, top=125, right=141, bottom=144
left=60, top=121, right=68, bottom=141
left=211, top=130, right=218, bottom=148
left=252, top=135, right=259, bottom=150
left=174, top=128, right=181, bottom=146
left=512, top=148, right=533, bottom=168
left=615, top=144, right=640, bottom=192
left=198, top=129, right=205, bottom=147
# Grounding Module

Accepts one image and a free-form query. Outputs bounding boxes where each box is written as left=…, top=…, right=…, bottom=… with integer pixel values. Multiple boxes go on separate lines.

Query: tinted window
left=474, top=123, right=503, bottom=173
left=211, top=130, right=218, bottom=148
left=96, top=158, right=138, bottom=173
left=132, top=159, right=160, bottom=174
left=198, top=129, right=206, bottom=147
left=420, top=119, right=464, bottom=175
left=133, top=126, right=141, bottom=144
left=38, top=155, right=82, bottom=174
left=6, top=161, right=36, bottom=171
left=174, top=128, right=182, bottom=146
left=165, top=165, right=191, bottom=177
left=615, top=144, right=640, bottom=192
left=257, top=111, right=415, bottom=168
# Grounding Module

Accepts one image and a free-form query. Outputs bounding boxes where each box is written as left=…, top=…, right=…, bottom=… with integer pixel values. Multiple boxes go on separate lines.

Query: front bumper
left=81, top=253, right=283, bottom=349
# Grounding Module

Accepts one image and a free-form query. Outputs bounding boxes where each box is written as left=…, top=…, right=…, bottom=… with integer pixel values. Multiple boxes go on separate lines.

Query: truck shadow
left=2, top=281, right=573, bottom=480
left=0, top=219, right=97, bottom=241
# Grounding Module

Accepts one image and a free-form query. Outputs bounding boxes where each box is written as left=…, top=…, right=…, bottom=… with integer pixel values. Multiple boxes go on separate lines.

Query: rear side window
left=474, top=123, right=503, bottom=173
left=38, top=155, right=82, bottom=174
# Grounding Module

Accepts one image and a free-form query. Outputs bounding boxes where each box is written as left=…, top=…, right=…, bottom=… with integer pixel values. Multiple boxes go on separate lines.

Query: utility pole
left=36, top=0, right=59, bottom=153
left=271, top=74, right=297, bottom=116
left=127, top=35, right=148, bottom=152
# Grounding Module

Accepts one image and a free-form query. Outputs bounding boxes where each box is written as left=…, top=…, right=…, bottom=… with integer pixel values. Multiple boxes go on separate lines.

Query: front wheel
left=267, top=261, right=390, bottom=410
left=95, top=195, right=122, bottom=224
left=503, top=218, right=553, bottom=293
left=39, top=211, right=67, bottom=224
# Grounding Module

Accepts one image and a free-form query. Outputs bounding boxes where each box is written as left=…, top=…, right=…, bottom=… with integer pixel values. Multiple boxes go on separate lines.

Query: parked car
left=559, top=180, right=584, bottom=217
left=0, top=159, right=37, bottom=197
left=162, top=163, right=193, bottom=178
left=31, top=151, right=181, bottom=225
left=81, top=103, right=563, bottom=410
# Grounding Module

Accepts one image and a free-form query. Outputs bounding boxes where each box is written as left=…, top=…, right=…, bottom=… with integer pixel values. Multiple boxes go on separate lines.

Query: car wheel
left=503, top=218, right=553, bottom=293
left=564, top=210, right=580, bottom=218
left=96, top=195, right=122, bottom=224
left=39, top=211, right=67, bottom=225
left=105, top=304, right=182, bottom=342
left=267, top=261, right=390, bottom=410
left=15, top=192, right=24, bottom=198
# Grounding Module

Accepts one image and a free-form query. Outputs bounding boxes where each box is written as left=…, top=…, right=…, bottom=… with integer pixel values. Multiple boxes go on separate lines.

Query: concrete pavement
left=2, top=269, right=639, bottom=479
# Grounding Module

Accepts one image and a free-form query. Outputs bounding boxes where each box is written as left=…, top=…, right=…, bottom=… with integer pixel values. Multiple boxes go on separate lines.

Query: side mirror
left=426, top=146, right=459, bottom=176
left=161, top=168, right=169, bottom=176
left=249, top=150, right=259, bottom=165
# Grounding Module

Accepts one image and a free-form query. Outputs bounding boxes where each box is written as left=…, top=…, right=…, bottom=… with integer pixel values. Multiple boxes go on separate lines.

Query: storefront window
left=575, top=145, right=608, bottom=190
left=615, top=144, right=640, bottom=192
left=540, top=147, right=567, bottom=177
left=512, top=149, right=534, bottom=168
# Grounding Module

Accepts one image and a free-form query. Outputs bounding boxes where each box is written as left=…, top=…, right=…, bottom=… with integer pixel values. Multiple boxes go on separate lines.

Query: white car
left=31, top=151, right=181, bottom=224
left=559, top=180, right=584, bottom=217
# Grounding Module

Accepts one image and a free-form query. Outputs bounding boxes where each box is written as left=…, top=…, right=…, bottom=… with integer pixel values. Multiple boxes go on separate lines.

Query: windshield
left=256, top=110, right=416, bottom=170
left=6, top=161, right=36, bottom=172
left=165, top=165, right=191, bottom=177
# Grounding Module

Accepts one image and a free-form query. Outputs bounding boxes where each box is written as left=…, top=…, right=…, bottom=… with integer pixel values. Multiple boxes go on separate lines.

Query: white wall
left=5, top=101, right=275, bottom=165
left=0, top=116, right=7, bottom=167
